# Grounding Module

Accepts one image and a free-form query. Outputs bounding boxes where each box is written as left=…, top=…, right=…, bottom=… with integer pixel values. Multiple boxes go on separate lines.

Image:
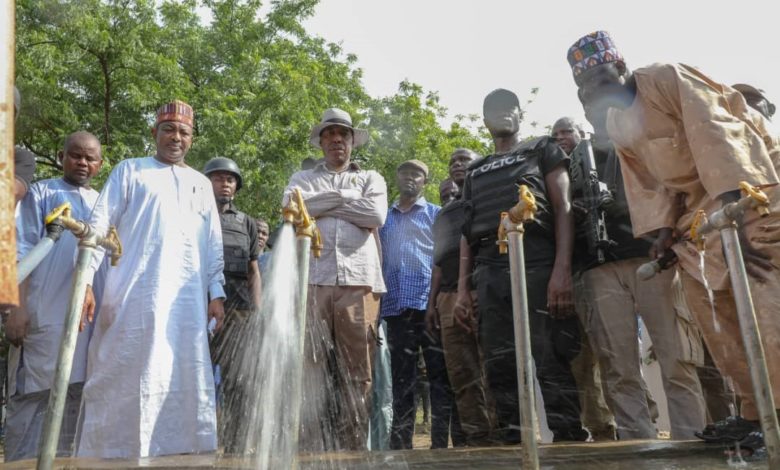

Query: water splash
left=217, top=223, right=301, bottom=468
left=727, top=440, right=748, bottom=468
left=698, top=251, right=721, bottom=333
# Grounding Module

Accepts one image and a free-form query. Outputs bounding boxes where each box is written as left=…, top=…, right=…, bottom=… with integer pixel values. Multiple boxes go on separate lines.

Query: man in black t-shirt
left=454, top=89, right=585, bottom=443
left=426, top=148, right=490, bottom=446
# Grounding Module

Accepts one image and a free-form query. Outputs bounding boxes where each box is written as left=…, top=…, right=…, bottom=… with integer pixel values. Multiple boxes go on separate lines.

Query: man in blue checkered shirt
left=380, top=159, right=463, bottom=450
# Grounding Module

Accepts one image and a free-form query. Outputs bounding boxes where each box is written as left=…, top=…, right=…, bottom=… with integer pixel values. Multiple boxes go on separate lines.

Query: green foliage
left=361, top=81, right=491, bottom=204
left=15, top=0, right=528, bottom=220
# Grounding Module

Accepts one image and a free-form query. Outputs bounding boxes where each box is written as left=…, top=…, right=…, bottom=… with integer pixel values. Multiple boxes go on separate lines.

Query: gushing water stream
left=221, top=223, right=301, bottom=468
left=698, top=251, right=721, bottom=333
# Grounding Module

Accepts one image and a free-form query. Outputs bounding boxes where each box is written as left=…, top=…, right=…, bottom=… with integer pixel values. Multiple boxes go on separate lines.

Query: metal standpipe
left=36, top=236, right=96, bottom=470
left=36, top=203, right=122, bottom=470
left=283, top=188, right=322, bottom=469
left=722, top=226, right=780, bottom=467
left=691, top=182, right=780, bottom=468
left=290, top=233, right=311, bottom=468
left=498, top=185, right=540, bottom=470
left=0, top=0, right=19, bottom=309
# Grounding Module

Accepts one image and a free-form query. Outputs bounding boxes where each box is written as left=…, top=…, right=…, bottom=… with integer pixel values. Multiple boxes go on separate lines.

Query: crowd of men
left=4, top=30, right=780, bottom=462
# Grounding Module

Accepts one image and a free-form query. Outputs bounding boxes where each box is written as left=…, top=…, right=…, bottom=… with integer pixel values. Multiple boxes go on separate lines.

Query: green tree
left=15, top=0, right=492, bottom=221
left=16, top=0, right=189, bottom=173
left=361, top=80, right=491, bottom=204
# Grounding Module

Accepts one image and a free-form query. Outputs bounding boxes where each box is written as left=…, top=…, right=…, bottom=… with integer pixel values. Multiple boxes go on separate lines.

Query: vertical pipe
left=0, top=0, right=19, bottom=309
left=290, top=234, right=311, bottom=470
left=37, top=241, right=95, bottom=470
left=507, top=229, right=540, bottom=470
left=721, top=226, right=780, bottom=468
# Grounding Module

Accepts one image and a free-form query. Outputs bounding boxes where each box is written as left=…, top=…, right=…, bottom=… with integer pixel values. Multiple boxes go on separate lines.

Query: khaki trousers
left=437, top=291, right=493, bottom=444
left=673, top=188, right=780, bottom=422
left=681, top=265, right=780, bottom=421
left=568, top=328, right=616, bottom=439
left=300, top=285, right=379, bottom=451
left=580, top=258, right=706, bottom=439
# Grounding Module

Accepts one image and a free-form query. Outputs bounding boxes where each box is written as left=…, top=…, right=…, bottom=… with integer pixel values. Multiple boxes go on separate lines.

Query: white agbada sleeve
left=84, top=161, right=130, bottom=281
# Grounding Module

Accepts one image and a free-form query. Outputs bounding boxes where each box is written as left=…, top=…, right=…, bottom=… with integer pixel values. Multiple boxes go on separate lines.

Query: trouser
left=568, top=329, right=616, bottom=440
left=437, top=290, right=494, bottom=445
left=416, top=362, right=430, bottom=424
left=698, top=343, right=738, bottom=423
left=681, top=267, right=780, bottom=422
left=5, top=383, right=83, bottom=461
left=386, top=308, right=464, bottom=449
left=300, top=285, right=379, bottom=452
left=368, top=320, right=393, bottom=450
left=475, top=263, right=583, bottom=443
left=580, top=258, right=706, bottom=439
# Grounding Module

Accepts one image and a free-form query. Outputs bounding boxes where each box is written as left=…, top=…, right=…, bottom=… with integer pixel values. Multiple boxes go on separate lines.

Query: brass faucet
left=43, top=202, right=123, bottom=265
left=283, top=188, right=323, bottom=258
left=740, top=181, right=770, bottom=216
left=690, top=181, right=771, bottom=251
left=497, top=185, right=538, bottom=254
left=690, top=209, right=708, bottom=252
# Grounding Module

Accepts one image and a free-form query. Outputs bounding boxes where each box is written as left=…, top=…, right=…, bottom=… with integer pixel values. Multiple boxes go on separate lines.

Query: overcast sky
left=304, top=0, right=779, bottom=136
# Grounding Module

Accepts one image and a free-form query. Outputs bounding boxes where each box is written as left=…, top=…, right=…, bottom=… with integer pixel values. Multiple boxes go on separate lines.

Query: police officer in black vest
left=203, top=156, right=262, bottom=453
left=454, top=89, right=586, bottom=444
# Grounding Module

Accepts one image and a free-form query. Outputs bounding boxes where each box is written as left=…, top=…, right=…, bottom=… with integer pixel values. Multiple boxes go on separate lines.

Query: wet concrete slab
left=7, top=440, right=766, bottom=469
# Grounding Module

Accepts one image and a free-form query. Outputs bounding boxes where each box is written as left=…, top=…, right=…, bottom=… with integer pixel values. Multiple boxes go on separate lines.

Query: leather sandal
left=694, top=416, right=760, bottom=443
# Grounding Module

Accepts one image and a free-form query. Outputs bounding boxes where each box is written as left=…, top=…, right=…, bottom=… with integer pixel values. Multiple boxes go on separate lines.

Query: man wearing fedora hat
left=284, top=107, right=387, bottom=451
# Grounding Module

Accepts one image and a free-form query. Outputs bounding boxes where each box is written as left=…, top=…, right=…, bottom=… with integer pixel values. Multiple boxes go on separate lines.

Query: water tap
left=690, top=210, right=707, bottom=252
left=282, top=188, right=322, bottom=258
left=497, top=185, right=538, bottom=255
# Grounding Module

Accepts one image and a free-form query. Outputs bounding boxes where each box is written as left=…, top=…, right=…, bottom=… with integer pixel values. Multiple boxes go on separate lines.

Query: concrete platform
left=7, top=440, right=765, bottom=469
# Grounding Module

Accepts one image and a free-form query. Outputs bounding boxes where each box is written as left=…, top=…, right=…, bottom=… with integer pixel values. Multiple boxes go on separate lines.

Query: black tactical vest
left=220, top=210, right=251, bottom=277
left=463, top=136, right=560, bottom=264
left=433, top=200, right=465, bottom=267
left=432, top=199, right=466, bottom=292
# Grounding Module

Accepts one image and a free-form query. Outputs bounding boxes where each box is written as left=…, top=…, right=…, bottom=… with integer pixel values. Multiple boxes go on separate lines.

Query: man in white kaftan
left=4, top=132, right=104, bottom=461
left=76, top=101, right=226, bottom=459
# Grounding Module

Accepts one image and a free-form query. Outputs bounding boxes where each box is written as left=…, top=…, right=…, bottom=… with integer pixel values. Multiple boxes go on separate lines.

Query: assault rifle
left=571, top=139, right=615, bottom=264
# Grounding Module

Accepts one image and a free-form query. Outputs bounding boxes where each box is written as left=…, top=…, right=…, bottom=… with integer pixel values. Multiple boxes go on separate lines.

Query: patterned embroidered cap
left=567, top=31, right=623, bottom=78
left=155, top=100, right=194, bottom=127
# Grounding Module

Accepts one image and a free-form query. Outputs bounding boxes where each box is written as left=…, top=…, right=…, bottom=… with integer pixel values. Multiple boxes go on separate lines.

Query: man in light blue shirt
left=380, top=159, right=462, bottom=449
